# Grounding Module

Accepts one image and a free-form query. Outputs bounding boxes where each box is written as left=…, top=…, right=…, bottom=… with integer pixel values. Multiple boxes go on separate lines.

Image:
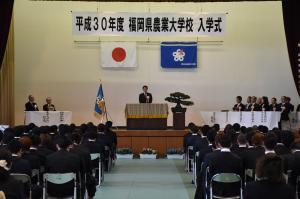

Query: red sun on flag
left=112, top=47, right=126, bottom=62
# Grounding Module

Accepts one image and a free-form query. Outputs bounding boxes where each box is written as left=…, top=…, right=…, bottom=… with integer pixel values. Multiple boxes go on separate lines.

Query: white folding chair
left=187, top=146, right=194, bottom=173
left=11, top=173, right=32, bottom=199
left=90, top=153, right=102, bottom=186
left=43, top=173, right=77, bottom=199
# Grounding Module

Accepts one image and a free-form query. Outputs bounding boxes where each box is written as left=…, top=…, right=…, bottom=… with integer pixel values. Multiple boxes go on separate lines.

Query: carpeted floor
left=95, top=159, right=195, bottom=199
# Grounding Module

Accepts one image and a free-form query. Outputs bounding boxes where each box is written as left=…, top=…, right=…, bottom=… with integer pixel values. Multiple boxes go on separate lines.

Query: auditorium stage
left=115, top=129, right=188, bottom=158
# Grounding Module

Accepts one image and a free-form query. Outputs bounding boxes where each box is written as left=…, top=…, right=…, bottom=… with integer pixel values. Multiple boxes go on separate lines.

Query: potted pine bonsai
left=165, top=92, right=194, bottom=129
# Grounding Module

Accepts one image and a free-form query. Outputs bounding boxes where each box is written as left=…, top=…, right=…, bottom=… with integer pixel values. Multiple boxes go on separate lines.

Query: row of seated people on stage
left=0, top=121, right=117, bottom=199
left=232, top=95, right=296, bottom=112
left=184, top=123, right=300, bottom=199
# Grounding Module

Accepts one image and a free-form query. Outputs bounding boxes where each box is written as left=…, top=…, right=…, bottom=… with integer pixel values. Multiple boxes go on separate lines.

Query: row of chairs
left=10, top=151, right=115, bottom=199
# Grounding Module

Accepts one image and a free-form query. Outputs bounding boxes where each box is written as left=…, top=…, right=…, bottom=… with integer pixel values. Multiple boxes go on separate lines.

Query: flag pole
left=100, top=79, right=109, bottom=122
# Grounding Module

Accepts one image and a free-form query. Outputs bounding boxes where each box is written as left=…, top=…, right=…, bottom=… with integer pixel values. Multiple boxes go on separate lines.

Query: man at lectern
left=139, top=85, right=152, bottom=103
left=25, top=95, right=39, bottom=111
left=43, top=97, right=56, bottom=111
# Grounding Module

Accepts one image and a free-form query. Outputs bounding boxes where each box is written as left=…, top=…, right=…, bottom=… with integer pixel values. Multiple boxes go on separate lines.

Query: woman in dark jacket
left=244, top=154, right=295, bottom=199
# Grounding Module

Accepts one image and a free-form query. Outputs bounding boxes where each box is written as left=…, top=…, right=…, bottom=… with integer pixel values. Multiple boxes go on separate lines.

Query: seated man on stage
left=25, top=94, right=39, bottom=111
left=43, top=97, right=56, bottom=111
left=233, top=96, right=245, bottom=111
left=139, top=85, right=152, bottom=103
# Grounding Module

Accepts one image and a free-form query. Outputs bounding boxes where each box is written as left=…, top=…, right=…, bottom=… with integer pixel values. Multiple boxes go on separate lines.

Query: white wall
left=14, top=0, right=299, bottom=126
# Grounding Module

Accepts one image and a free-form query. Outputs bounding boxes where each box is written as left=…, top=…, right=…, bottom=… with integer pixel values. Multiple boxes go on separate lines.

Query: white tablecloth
left=200, top=111, right=300, bottom=129
left=25, top=111, right=72, bottom=126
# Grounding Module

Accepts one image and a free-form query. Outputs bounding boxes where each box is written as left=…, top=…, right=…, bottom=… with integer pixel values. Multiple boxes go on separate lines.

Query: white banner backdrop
left=25, top=111, right=72, bottom=126
left=72, top=12, right=226, bottom=36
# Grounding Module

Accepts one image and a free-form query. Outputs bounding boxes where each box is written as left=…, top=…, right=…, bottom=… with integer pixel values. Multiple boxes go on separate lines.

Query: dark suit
left=45, top=150, right=80, bottom=198
left=279, top=103, right=292, bottom=121
left=83, top=140, right=105, bottom=168
left=244, top=180, right=295, bottom=199
left=42, top=104, right=56, bottom=111
left=244, top=146, right=265, bottom=170
left=288, top=151, right=300, bottom=198
left=245, top=104, right=252, bottom=111
left=270, top=104, right=281, bottom=111
left=22, top=151, right=41, bottom=170
left=0, top=175, right=25, bottom=199
left=233, top=103, right=245, bottom=111
left=231, top=146, right=248, bottom=169
left=195, top=150, right=243, bottom=199
left=275, top=143, right=290, bottom=156
left=260, top=103, right=270, bottom=111
left=139, top=92, right=152, bottom=103
left=10, top=155, right=31, bottom=176
left=250, top=103, right=260, bottom=111
left=25, top=102, right=39, bottom=111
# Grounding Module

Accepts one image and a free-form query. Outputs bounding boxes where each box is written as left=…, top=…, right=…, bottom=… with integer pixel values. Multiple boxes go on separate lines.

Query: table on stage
left=200, top=111, right=300, bottom=129
left=125, top=103, right=168, bottom=130
left=25, top=111, right=72, bottom=126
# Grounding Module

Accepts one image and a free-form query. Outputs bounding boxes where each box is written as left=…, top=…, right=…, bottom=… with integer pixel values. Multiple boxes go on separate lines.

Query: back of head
left=216, top=132, right=232, bottom=148
left=31, top=134, right=41, bottom=147
left=212, top=124, right=220, bottom=132
left=7, top=139, right=22, bottom=154
left=70, top=133, right=82, bottom=145
left=264, top=132, right=278, bottom=151
left=281, top=131, right=295, bottom=149
left=233, top=123, right=241, bottom=132
left=19, top=136, right=32, bottom=151
left=105, top=121, right=113, bottom=128
left=201, top=125, right=210, bottom=136
left=251, top=132, right=265, bottom=147
left=97, top=123, right=106, bottom=133
left=207, top=129, right=217, bottom=144
left=256, top=154, right=284, bottom=183
left=0, top=148, right=12, bottom=181
left=237, top=134, right=247, bottom=146
left=54, top=136, right=72, bottom=150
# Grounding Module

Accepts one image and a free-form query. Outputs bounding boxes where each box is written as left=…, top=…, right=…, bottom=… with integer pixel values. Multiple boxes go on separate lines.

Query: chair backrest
left=44, top=173, right=76, bottom=185
left=90, top=153, right=100, bottom=161
left=210, top=173, right=242, bottom=199
left=10, top=173, right=31, bottom=184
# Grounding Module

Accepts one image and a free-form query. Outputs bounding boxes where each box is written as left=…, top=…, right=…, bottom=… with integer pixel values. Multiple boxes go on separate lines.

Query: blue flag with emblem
left=94, top=81, right=105, bottom=117
left=161, top=42, right=197, bottom=68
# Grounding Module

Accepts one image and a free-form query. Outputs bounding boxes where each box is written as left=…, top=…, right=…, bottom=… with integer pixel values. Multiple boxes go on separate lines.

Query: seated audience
left=0, top=148, right=25, bottom=199
left=45, top=135, right=80, bottom=198
left=244, top=154, right=295, bottom=199
left=7, top=139, right=31, bottom=176
left=264, top=132, right=278, bottom=155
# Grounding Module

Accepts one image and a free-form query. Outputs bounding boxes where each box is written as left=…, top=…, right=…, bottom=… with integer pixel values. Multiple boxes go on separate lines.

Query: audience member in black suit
left=270, top=97, right=280, bottom=111
left=192, top=128, right=209, bottom=155
left=245, top=96, right=252, bottom=111
left=244, top=132, right=265, bottom=171
left=7, top=139, right=31, bottom=176
left=0, top=148, right=25, bottom=199
left=70, top=133, right=96, bottom=198
left=264, top=132, right=278, bottom=155
left=231, top=134, right=248, bottom=169
left=274, top=130, right=294, bottom=156
left=289, top=142, right=300, bottom=198
left=195, top=132, right=243, bottom=199
left=279, top=96, right=292, bottom=130
left=183, top=123, right=196, bottom=153
left=105, top=121, right=117, bottom=147
left=46, top=136, right=80, bottom=198
left=244, top=154, right=295, bottom=199
left=233, top=96, right=245, bottom=111
left=19, top=136, right=41, bottom=170
left=260, top=96, right=270, bottom=111
left=30, top=134, right=53, bottom=168
left=42, top=97, right=56, bottom=111
left=25, top=95, right=39, bottom=111
left=139, top=85, right=152, bottom=103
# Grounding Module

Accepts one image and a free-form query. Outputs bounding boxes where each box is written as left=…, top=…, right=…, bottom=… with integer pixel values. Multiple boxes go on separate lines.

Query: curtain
left=282, top=0, right=300, bottom=96
left=0, top=0, right=14, bottom=68
left=0, top=19, right=14, bottom=126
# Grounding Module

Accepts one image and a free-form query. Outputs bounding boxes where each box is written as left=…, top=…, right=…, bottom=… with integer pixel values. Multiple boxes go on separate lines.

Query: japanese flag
left=101, top=42, right=137, bottom=68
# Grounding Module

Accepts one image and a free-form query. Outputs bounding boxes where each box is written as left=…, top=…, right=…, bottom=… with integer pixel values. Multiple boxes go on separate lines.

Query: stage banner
left=72, top=12, right=226, bottom=36
left=161, top=42, right=197, bottom=68
left=282, top=1, right=300, bottom=96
